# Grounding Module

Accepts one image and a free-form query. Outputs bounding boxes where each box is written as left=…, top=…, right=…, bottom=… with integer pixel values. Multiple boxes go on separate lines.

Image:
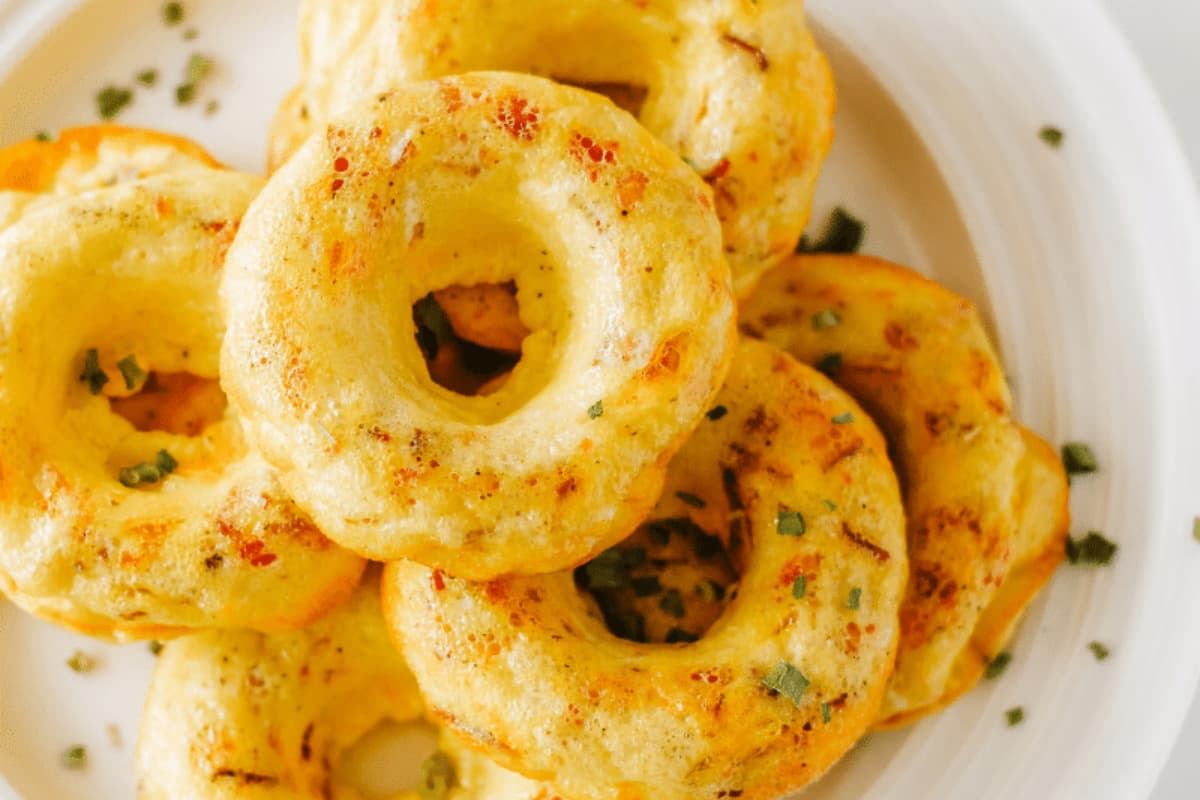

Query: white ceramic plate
left=1, top=0, right=1198, bottom=798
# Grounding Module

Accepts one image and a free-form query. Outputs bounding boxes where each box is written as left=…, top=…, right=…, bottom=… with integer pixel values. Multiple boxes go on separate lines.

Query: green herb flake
left=812, top=309, right=841, bottom=330
left=631, top=576, right=662, bottom=597
left=148, top=640, right=164, bottom=656
left=762, top=660, right=810, bottom=708
left=205, top=100, right=219, bottom=116
left=119, top=450, right=178, bottom=489
left=155, top=449, right=179, bottom=475
left=183, top=28, right=198, bottom=41
left=831, top=412, right=854, bottom=425
left=79, top=349, right=109, bottom=394
left=822, top=499, right=837, bottom=511
left=985, top=651, right=1013, bottom=680
left=776, top=508, right=806, bottom=537
left=665, top=628, right=699, bottom=644
left=581, top=548, right=626, bottom=590
left=413, top=294, right=454, bottom=357
left=1005, top=706, right=1025, bottom=727
left=163, top=1, right=185, bottom=25
left=185, top=53, right=213, bottom=83
left=116, top=355, right=146, bottom=390
left=821, top=702, right=832, bottom=724
left=95, top=86, right=133, bottom=120
left=659, top=588, right=685, bottom=619
left=676, top=491, right=706, bottom=509
left=846, top=587, right=862, bottom=610
left=706, top=405, right=728, bottom=421
left=815, top=352, right=842, bottom=377
left=1039, top=126, right=1064, bottom=148
left=613, top=609, right=646, bottom=642
left=693, top=530, right=723, bottom=558
left=695, top=579, right=725, bottom=603
left=66, top=651, right=96, bottom=673
left=1065, top=531, right=1118, bottom=566
left=792, top=574, right=807, bottom=599
left=61, top=745, right=87, bottom=770
left=418, top=750, right=457, bottom=800
left=34, top=130, right=53, bottom=142
left=174, top=82, right=197, bottom=105
left=587, top=400, right=603, bottom=419
left=1061, top=442, right=1098, bottom=476
left=1192, top=516, right=1200, bottom=544
left=136, top=69, right=159, bottom=87
left=1087, top=641, right=1111, bottom=661
left=796, top=207, right=866, bottom=255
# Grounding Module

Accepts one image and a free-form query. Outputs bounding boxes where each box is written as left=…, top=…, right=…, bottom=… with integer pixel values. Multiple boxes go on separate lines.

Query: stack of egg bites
left=0, top=2, right=1070, bottom=798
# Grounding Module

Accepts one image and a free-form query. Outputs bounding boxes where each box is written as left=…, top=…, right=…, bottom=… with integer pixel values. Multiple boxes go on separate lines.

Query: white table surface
left=1102, top=1, right=1200, bottom=798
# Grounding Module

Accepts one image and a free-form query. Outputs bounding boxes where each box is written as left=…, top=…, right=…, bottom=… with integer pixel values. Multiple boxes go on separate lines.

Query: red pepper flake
left=703, top=158, right=732, bottom=183
left=432, top=569, right=446, bottom=591
left=495, top=95, right=540, bottom=141
left=333, top=157, right=350, bottom=172
left=331, top=178, right=345, bottom=196
left=239, top=539, right=277, bottom=567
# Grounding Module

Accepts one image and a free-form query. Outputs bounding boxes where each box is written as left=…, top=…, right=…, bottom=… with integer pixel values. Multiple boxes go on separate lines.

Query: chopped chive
left=1039, top=126, right=1064, bottom=148
left=95, top=85, right=133, bottom=120
left=831, top=412, right=854, bottom=425
left=821, top=702, right=832, bottom=723
left=665, top=628, right=699, bottom=644
left=163, top=1, right=184, bottom=25
left=776, top=508, right=805, bottom=537
left=631, top=576, right=662, bottom=597
left=822, top=499, right=837, bottom=511
left=985, top=651, right=1013, bottom=679
left=66, top=651, right=96, bottom=673
left=1065, top=531, right=1118, bottom=566
left=1061, top=442, right=1098, bottom=476
left=148, top=640, right=164, bottom=656
left=676, top=491, right=706, bottom=509
left=846, top=587, right=862, bottom=610
left=762, top=661, right=810, bottom=708
left=136, top=69, right=158, bottom=87
left=1005, top=706, right=1025, bottom=727
left=580, top=549, right=626, bottom=590
left=80, top=348, right=109, bottom=394
left=812, top=309, right=841, bottom=330
left=587, top=400, right=604, bottom=419
left=61, top=745, right=87, bottom=770
left=204, top=99, right=220, bottom=116
left=34, top=130, right=53, bottom=142
left=116, top=355, right=146, bottom=390
left=706, top=405, right=728, bottom=421
left=659, top=588, right=685, bottom=619
left=796, top=207, right=866, bottom=255
left=815, top=352, right=842, bottom=377
left=418, top=751, right=456, bottom=799
left=695, top=579, right=725, bottom=603
left=791, top=574, right=807, bottom=599
left=174, top=82, right=196, bottom=105
left=1087, top=641, right=1110, bottom=661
